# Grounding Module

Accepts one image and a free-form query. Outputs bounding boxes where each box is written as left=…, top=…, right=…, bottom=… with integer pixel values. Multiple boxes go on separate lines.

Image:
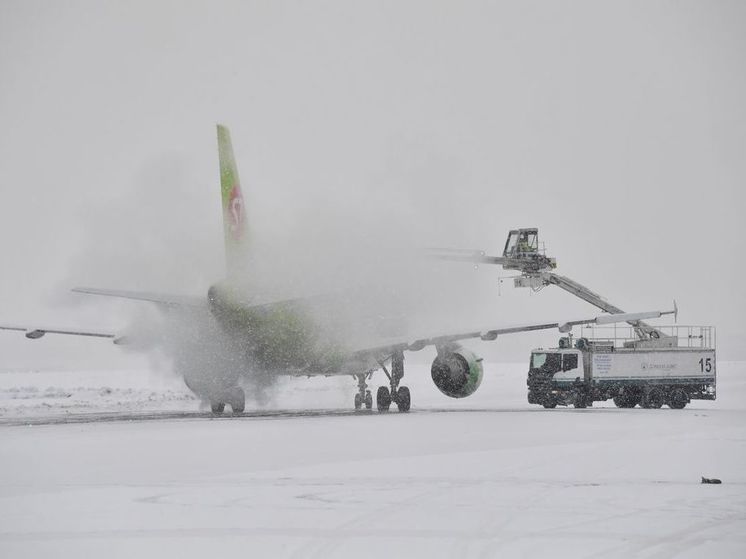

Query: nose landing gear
left=354, top=374, right=373, bottom=410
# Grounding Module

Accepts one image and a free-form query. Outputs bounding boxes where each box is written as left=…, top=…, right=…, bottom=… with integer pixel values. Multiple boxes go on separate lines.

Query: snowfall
left=1, top=362, right=744, bottom=558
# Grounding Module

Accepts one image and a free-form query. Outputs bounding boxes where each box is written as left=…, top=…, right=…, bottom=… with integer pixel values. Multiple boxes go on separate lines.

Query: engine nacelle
left=431, top=347, right=484, bottom=398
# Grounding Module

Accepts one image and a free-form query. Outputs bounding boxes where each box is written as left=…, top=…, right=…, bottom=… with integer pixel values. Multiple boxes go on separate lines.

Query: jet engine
left=431, top=346, right=484, bottom=398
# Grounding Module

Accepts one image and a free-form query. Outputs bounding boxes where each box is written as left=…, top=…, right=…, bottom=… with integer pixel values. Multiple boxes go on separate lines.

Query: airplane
left=0, top=125, right=677, bottom=414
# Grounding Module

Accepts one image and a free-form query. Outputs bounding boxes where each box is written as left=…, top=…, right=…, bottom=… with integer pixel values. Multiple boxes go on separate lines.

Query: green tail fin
left=217, top=124, right=247, bottom=276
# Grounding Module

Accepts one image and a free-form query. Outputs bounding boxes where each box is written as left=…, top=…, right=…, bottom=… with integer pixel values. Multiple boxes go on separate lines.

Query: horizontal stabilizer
left=72, top=287, right=203, bottom=307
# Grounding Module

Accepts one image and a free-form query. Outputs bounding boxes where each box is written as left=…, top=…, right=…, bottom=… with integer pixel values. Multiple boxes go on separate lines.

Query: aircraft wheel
left=364, top=390, right=373, bottom=410
left=396, top=386, right=411, bottom=413
left=354, top=393, right=362, bottom=410
left=668, top=389, right=688, bottom=409
left=376, top=386, right=391, bottom=412
left=211, top=402, right=225, bottom=414
left=230, top=387, right=245, bottom=414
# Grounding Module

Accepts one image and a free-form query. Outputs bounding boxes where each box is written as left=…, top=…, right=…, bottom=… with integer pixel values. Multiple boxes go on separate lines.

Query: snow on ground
left=1, top=362, right=745, bottom=558
left=0, top=369, right=197, bottom=418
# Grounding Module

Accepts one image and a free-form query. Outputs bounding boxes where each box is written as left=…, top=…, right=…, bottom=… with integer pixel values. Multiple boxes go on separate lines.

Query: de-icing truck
left=527, top=325, right=716, bottom=409
left=427, top=228, right=717, bottom=410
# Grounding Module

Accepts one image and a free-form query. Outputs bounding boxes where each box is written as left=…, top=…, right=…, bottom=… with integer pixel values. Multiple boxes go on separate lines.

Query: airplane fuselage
left=206, top=283, right=397, bottom=377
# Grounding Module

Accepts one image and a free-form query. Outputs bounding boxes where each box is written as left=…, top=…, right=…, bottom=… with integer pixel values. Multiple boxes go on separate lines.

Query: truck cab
left=527, top=346, right=588, bottom=408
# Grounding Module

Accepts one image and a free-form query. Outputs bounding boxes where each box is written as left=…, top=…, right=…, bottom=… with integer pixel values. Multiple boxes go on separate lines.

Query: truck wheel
left=628, top=392, right=642, bottom=408
left=613, top=395, right=633, bottom=408
left=668, top=389, right=688, bottom=409
left=641, top=388, right=664, bottom=409
left=614, top=387, right=636, bottom=408
left=542, top=402, right=557, bottom=409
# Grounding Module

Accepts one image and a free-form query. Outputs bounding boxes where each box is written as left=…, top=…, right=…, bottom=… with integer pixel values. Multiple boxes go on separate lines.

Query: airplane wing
left=0, top=288, right=203, bottom=345
left=72, top=287, right=204, bottom=307
left=72, top=286, right=311, bottom=309
left=348, top=309, right=675, bottom=360
left=0, top=324, right=120, bottom=342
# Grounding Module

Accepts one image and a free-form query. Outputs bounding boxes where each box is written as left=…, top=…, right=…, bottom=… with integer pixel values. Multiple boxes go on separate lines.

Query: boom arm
left=543, top=272, right=670, bottom=341
left=428, top=228, right=674, bottom=342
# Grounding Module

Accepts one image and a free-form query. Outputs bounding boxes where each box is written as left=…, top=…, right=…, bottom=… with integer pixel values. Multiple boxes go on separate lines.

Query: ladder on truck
left=427, top=228, right=676, bottom=347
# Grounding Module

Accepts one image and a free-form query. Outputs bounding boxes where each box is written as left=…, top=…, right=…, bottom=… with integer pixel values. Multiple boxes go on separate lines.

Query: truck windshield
left=520, top=231, right=538, bottom=252
left=504, top=232, right=518, bottom=256
left=531, top=352, right=561, bottom=372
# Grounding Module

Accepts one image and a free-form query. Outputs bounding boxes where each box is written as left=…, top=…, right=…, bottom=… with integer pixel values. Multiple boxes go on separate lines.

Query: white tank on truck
left=527, top=325, right=716, bottom=409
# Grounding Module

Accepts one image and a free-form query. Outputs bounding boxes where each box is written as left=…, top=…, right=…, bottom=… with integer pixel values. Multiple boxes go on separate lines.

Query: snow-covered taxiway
left=1, top=362, right=745, bottom=558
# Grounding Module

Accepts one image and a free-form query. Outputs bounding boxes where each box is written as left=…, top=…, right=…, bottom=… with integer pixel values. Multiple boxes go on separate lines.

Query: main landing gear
left=374, top=351, right=411, bottom=413
left=209, top=386, right=245, bottom=415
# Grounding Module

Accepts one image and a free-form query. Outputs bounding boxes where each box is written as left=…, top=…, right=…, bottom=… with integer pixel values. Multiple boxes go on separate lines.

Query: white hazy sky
left=0, top=0, right=744, bottom=370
